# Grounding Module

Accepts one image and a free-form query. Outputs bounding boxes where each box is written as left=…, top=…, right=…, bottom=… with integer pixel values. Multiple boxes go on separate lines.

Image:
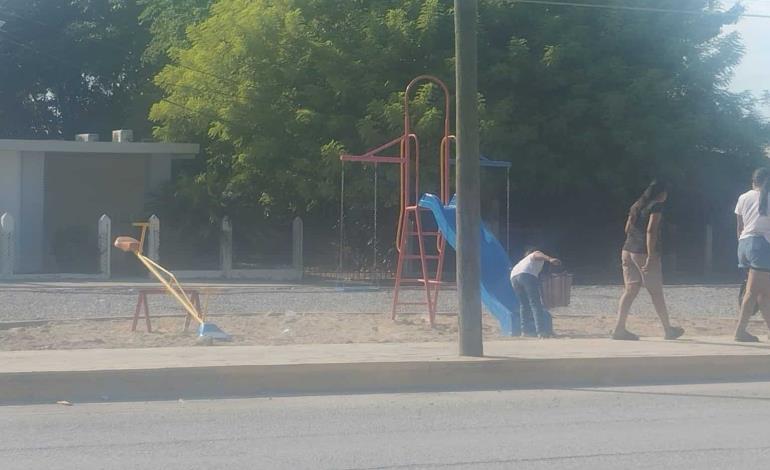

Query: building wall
left=0, top=151, right=22, bottom=271
left=0, top=151, right=21, bottom=219
left=19, top=152, right=45, bottom=273
left=44, top=153, right=149, bottom=272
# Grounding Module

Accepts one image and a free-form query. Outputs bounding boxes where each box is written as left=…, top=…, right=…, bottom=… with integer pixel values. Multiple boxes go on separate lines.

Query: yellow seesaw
left=114, top=223, right=230, bottom=341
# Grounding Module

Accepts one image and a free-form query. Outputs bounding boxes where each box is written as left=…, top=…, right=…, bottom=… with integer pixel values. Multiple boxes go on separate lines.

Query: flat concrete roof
left=0, top=139, right=199, bottom=156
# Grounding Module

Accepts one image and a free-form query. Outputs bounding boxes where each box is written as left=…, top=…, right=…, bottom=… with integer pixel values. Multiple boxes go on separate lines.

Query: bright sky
left=728, top=0, right=770, bottom=117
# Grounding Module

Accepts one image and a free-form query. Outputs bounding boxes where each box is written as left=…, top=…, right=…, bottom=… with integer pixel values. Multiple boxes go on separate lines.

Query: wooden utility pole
left=454, top=0, right=483, bottom=357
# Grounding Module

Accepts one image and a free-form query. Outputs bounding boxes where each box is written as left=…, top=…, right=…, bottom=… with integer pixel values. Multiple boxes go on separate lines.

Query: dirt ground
left=1, top=311, right=767, bottom=351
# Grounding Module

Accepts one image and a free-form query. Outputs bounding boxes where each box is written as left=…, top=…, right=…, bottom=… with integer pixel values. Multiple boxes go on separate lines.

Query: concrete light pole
left=454, top=0, right=483, bottom=357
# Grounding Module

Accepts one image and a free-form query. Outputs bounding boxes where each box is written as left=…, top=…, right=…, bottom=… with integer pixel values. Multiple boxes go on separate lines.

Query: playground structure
left=113, top=222, right=231, bottom=340
left=340, top=75, right=453, bottom=325
left=340, top=76, right=516, bottom=332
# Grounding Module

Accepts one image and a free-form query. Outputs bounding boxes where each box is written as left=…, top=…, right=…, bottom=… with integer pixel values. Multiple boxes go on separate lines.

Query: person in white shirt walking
left=510, top=248, right=561, bottom=338
left=734, top=168, right=770, bottom=342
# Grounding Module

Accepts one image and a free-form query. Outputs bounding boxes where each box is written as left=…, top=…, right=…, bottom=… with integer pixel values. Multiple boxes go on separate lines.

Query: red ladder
left=391, top=206, right=447, bottom=325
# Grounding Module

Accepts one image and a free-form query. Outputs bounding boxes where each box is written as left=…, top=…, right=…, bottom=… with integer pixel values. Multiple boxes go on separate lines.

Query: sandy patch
left=1, top=311, right=766, bottom=351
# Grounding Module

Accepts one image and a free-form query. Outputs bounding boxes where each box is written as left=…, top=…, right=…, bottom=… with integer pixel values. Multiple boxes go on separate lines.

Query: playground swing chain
left=337, top=162, right=380, bottom=288
left=337, top=162, right=345, bottom=283
left=373, top=164, right=379, bottom=278
left=506, top=166, right=511, bottom=255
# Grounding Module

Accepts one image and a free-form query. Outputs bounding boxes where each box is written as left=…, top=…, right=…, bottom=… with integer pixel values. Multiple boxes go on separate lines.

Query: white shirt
left=510, top=253, right=545, bottom=279
left=735, top=189, right=770, bottom=242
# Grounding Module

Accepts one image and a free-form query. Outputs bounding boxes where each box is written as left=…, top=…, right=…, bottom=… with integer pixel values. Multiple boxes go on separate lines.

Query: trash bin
left=542, top=272, right=572, bottom=308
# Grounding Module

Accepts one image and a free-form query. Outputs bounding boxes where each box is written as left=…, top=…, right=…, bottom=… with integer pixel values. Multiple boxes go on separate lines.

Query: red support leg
left=431, top=237, right=447, bottom=323
left=142, top=293, right=152, bottom=333
left=131, top=293, right=143, bottom=332
left=391, top=217, right=410, bottom=321
left=413, top=209, right=435, bottom=325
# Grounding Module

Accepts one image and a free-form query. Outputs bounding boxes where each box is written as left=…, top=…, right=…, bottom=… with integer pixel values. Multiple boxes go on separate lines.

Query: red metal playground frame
left=340, top=75, right=453, bottom=325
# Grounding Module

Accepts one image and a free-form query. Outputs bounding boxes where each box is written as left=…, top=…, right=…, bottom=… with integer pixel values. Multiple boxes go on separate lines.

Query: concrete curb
left=3, top=354, right=770, bottom=405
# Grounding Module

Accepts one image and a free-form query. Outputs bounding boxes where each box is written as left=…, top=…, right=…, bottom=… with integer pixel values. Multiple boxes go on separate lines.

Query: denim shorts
left=738, top=236, right=770, bottom=272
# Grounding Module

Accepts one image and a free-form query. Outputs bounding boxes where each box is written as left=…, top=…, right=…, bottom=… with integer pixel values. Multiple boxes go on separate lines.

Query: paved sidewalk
left=2, top=337, right=769, bottom=405
left=2, top=337, right=769, bottom=373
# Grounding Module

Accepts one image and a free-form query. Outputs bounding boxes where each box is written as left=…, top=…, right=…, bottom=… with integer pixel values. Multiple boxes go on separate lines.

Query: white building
left=0, top=132, right=198, bottom=274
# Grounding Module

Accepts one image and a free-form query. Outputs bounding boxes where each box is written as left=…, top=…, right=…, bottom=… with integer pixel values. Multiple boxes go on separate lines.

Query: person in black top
left=612, top=180, right=685, bottom=341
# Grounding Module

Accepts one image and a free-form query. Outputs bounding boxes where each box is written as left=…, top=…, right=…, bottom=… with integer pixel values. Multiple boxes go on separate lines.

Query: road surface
left=3, top=382, right=770, bottom=469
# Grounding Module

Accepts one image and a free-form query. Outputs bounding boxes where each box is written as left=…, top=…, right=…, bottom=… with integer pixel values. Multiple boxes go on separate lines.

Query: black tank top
left=623, top=201, right=663, bottom=255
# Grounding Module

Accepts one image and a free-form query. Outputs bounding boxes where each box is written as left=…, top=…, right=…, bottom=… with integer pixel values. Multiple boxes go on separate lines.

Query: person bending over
left=510, top=248, right=560, bottom=338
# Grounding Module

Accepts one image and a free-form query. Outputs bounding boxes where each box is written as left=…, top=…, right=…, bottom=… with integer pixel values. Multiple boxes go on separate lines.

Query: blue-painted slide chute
left=418, top=193, right=520, bottom=336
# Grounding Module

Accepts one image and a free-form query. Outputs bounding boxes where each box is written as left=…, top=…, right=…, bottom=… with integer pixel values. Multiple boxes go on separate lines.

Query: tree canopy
left=146, top=0, right=769, bottom=227
left=1, top=0, right=769, bottom=264
left=0, top=0, right=151, bottom=138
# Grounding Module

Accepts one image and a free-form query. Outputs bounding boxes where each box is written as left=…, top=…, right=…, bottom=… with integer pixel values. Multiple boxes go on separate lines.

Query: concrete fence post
left=98, top=214, right=111, bottom=279
left=220, top=216, right=233, bottom=278
left=147, top=215, right=160, bottom=262
left=0, top=213, right=15, bottom=278
left=292, top=217, right=304, bottom=277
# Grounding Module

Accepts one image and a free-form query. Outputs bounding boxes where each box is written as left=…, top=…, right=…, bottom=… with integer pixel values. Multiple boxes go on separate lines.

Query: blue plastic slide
left=419, top=193, right=520, bottom=336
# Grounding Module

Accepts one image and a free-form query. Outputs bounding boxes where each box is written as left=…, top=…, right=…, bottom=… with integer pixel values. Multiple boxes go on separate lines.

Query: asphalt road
left=3, top=382, right=770, bottom=469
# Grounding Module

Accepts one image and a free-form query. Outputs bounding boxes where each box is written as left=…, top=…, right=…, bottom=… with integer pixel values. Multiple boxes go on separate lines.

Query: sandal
left=735, top=331, right=760, bottom=343
left=664, top=326, right=685, bottom=340
left=611, top=329, right=640, bottom=341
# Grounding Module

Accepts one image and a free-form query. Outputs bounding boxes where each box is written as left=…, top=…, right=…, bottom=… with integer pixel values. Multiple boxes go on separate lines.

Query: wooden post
left=0, top=213, right=15, bottom=278
left=292, top=216, right=304, bottom=277
left=220, top=216, right=233, bottom=278
left=455, top=0, right=484, bottom=357
left=98, top=214, right=111, bottom=279
left=147, top=215, right=160, bottom=262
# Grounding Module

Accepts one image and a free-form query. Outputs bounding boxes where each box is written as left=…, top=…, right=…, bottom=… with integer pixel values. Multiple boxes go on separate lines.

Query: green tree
left=478, top=0, right=768, bottom=223
left=148, top=0, right=769, bottom=269
left=0, top=0, right=150, bottom=138
left=138, top=0, right=214, bottom=67
left=150, top=0, right=454, bottom=222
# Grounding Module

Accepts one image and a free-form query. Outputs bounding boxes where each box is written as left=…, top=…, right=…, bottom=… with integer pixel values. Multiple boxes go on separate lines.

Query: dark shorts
left=737, top=236, right=770, bottom=272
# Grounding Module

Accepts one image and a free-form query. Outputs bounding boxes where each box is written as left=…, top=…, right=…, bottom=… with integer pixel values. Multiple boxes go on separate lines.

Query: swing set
left=338, top=75, right=511, bottom=324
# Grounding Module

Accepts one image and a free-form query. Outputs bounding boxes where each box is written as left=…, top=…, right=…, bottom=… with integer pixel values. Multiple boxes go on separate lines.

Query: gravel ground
left=2, top=308, right=764, bottom=351
left=0, top=282, right=742, bottom=323
left=0, top=282, right=760, bottom=351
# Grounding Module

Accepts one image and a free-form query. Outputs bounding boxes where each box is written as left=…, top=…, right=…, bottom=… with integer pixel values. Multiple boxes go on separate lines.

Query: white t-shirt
left=735, top=189, right=770, bottom=242
left=510, top=253, right=545, bottom=279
